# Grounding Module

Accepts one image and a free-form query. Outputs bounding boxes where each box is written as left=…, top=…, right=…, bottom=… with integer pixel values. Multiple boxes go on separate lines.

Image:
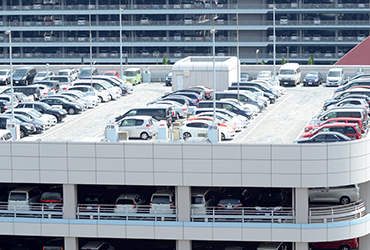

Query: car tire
left=140, top=132, right=150, bottom=140
left=221, top=133, right=226, bottom=140
left=19, top=129, right=25, bottom=138
left=183, top=132, right=191, bottom=140
left=340, top=196, right=351, bottom=205
left=339, top=245, right=351, bottom=250
left=68, top=108, right=76, bottom=115
left=98, top=96, right=103, bottom=103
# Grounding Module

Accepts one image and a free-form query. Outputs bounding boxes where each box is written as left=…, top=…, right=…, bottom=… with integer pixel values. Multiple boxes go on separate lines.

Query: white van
left=278, top=63, right=301, bottom=86
left=326, top=68, right=345, bottom=86
left=149, top=189, right=175, bottom=214
left=7, top=186, right=41, bottom=211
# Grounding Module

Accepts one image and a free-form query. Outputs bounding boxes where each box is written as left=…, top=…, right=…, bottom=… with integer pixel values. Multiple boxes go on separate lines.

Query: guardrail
left=191, top=207, right=295, bottom=223
left=0, top=202, right=63, bottom=219
left=76, top=204, right=178, bottom=221
left=308, top=200, right=366, bottom=223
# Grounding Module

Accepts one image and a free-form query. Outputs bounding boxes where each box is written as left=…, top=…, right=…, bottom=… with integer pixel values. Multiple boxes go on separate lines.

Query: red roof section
left=335, top=36, right=370, bottom=65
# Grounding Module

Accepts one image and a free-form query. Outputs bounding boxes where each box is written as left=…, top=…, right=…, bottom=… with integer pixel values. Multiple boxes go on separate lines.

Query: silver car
left=309, top=184, right=359, bottom=205
left=117, top=115, right=155, bottom=140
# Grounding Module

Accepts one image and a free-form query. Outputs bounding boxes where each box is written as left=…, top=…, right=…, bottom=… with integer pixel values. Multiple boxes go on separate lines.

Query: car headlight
left=75, top=105, right=82, bottom=109
left=25, top=125, right=33, bottom=129
left=59, top=111, right=64, bottom=114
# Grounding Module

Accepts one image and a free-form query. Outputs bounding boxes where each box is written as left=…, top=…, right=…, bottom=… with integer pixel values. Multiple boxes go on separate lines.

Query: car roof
left=120, top=115, right=152, bottom=120
left=81, top=241, right=107, bottom=249
left=116, top=193, right=139, bottom=200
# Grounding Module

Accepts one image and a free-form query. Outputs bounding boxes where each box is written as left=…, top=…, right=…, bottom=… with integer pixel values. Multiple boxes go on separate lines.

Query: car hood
left=304, top=77, right=319, bottom=81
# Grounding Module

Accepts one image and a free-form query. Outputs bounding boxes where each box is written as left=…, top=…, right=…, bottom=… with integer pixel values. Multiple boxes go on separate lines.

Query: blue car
left=303, top=71, right=322, bottom=86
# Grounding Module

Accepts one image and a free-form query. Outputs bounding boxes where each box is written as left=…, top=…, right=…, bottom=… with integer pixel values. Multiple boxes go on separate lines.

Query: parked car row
left=295, top=74, right=370, bottom=143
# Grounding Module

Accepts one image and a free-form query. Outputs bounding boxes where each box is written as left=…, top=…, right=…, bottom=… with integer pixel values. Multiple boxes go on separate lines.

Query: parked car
left=294, top=131, right=353, bottom=143
left=42, top=238, right=64, bottom=250
left=191, top=112, right=244, bottom=132
left=12, top=66, right=37, bottom=86
left=303, top=72, right=322, bottom=86
left=0, top=115, right=36, bottom=138
left=165, top=71, right=172, bottom=86
left=198, top=100, right=254, bottom=120
left=81, top=241, right=115, bottom=250
left=7, top=186, right=41, bottom=211
left=117, top=115, right=156, bottom=140
left=309, top=238, right=359, bottom=250
left=78, top=67, right=99, bottom=79
left=217, top=191, right=244, bottom=214
left=180, top=119, right=235, bottom=141
left=114, top=193, right=146, bottom=214
left=191, top=188, right=219, bottom=215
left=13, top=113, right=45, bottom=133
left=240, top=73, right=252, bottom=82
left=309, top=184, right=359, bottom=205
left=148, top=100, right=187, bottom=119
left=0, top=101, right=9, bottom=113
left=79, top=76, right=126, bottom=96
left=228, top=86, right=276, bottom=104
left=334, top=79, right=370, bottom=95
left=79, top=193, right=107, bottom=213
left=34, top=71, right=55, bottom=82
left=60, top=91, right=98, bottom=108
left=255, top=189, right=288, bottom=213
left=323, top=94, right=370, bottom=110
left=0, top=69, right=11, bottom=85
left=189, top=86, right=213, bottom=100
left=40, top=97, right=84, bottom=115
left=57, top=68, right=79, bottom=81
left=256, top=71, right=273, bottom=82
left=47, top=94, right=88, bottom=111
left=192, top=108, right=250, bottom=128
left=304, top=117, right=365, bottom=133
left=16, top=101, right=67, bottom=122
left=103, top=71, right=120, bottom=78
left=40, top=191, right=63, bottom=211
left=149, top=189, right=175, bottom=214
left=300, top=123, right=362, bottom=140
left=73, top=80, right=121, bottom=100
left=5, top=108, right=56, bottom=128
left=326, top=98, right=369, bottom=113
left=68, top=85, right=111, bottom=103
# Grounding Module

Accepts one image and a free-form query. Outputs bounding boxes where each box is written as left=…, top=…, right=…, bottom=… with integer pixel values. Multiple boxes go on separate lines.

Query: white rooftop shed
left=171, top=56, right=239, bottom=91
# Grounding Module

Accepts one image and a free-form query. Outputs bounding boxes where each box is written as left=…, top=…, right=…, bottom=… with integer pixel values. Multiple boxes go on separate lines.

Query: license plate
left=87, top=206, right=92, bottom=210
left=227, top=204, right=232, bottom=209
left=15, top=81, right=19, bottom=83
left=284, top=82, right=288, bottom=84
left=48, top=205, right=54, bottom=209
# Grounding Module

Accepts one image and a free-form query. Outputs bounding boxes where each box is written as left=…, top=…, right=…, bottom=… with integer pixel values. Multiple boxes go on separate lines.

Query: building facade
left=0, top=0, right=369, bottom=65
left=0, top=139, right=370, bottom=249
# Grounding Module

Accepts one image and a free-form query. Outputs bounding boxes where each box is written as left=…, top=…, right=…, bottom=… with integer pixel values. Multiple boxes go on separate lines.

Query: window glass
left=135, top=119, right=144, bottom=126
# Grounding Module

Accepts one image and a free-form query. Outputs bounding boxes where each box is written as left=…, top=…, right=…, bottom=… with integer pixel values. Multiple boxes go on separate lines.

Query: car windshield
left=16, top=115, right=32, bottom=123
left=328, top=71, right=341, bottom=77
left=58, top=71, right=69, bottom=76
left=258, top=72, right=271, bottom=77
left=124, top=71, right=137, bottom=77
left=151, top=196, right=170, bottom=204
left=41, top=192, right=62, bottom=201
left=104, top=72, right=115, bottom=76
left=0, top=71, right=8, bottom=76
left=9, top=192, right=27, bottom=201
left=306, top=72, right=318, bottom=78
left=280, top=69, right=295, bottom=75
left=13, top=69, right=27, bottom=76
left=100, top=81, right=113, bottom=89
left=29, top=109, right=42, bottom=117
left=79, top=69, right=92, bottom=76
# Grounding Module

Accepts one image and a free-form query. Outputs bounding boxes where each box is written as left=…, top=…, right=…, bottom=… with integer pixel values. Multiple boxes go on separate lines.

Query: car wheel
left=176, top=113, right=180, bottom=120
left=183, top=132, right=191, bottom=140
left=221, top=133, right=226, bottom=140
left=19, top=129, right=25, bottom=138
left=339, top=245, right=351, bottom=250
left=68, top=108, right=76, bottom=115
left=340, top=196, right=351, bottom=205
left=98, top=96, right=103, bottom=103
left=140, top=132, right=150, bottom=140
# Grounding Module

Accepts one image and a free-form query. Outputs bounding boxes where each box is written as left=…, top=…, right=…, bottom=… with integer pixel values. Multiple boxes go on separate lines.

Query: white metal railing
left=308, top=200, right=366, bottom=223
left=190, top=206, right=295, bottom=223
left=0, top=202, right=63, bottom=219
left=76, top=204, right=178, bottom=221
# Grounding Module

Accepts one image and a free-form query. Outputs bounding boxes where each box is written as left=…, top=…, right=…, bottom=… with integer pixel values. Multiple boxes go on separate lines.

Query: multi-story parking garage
left=0, top=82, right=369, bottom=250
left=0, top=0, right=369, bottom=65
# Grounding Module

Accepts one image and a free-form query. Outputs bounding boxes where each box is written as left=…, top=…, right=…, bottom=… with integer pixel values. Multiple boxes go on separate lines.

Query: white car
left=68, top=86, right=110, bottom=103
left=117, top=115, right=155, bottom=140
left=5, top=108, right=56, bottom=128
left=34, top=71, right=55, bottom=82
left=148, top=100, right=188, bottom=119
left=73, top=80, right=121, bottom=100
left=0, top=69, right=11, bottom=85
left=191, top=112, right=244, bottom=132
left=61, top=90, right=98, bottom=108
left=180, top=119, right=235, bottom=141
left=257, top=71, right=273, bottom=82
left=114, top=193, right=146, bottom=214
left=252, top=79, right=286, bottom=96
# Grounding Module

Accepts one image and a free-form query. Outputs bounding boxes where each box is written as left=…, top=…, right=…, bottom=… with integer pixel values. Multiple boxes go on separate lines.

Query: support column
left=295, top=188, right=308, bottom=224
left=294, top=242, right=308, bottom=250
left=63, top=184, right=77, bottom=219
left=65, top=237, right=78, bottom=250
left=175, top=186, right=191, bottom=222
left=176, top=240, right=191, bottom=250
left=359, top=233, right=370, bottom=249
left=359, top=182, right=370, bottom=213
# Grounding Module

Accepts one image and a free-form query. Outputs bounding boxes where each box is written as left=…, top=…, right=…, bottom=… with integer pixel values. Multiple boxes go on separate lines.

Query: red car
left=301, top=123, right=362, bottom=140
left=309, top=238, right=359, bottom=250
left=304, top=117, right=365, bottom=133
left=103, top=71, right=120, bottom=78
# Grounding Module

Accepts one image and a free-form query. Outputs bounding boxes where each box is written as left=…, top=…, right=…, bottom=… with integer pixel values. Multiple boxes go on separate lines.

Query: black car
left=228, top=86, right=276, bottom=104
left=40, top=97, right=84, bottom=115
left=303, top=71, right=322, bottom=86
left=294, top=131, right=352, bottom=143
left=231, top=81, right=279, bottom=99
left=115, top=106, right=176, bottom=126
left=13, top=114, right=45, bottom=134
left=12, top=67, right=37, bottom=86
left=172, top=89, right=206, bottom=100
left=255, top=189, right=288, bottom=208
left=0, top=114, right=36, bottom=138
left=165, top=71, right=172, bottom=86
left=16, top=102, right=67, bottom=122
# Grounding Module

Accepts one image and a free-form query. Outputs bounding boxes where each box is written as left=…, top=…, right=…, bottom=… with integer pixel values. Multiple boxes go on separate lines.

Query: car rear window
left=9, top=192, right=27, bottom=201
left=192, top=196, right=203, bottom=204
left=40, top=192, right=62, bottom=201
left=116, top=199, right=135, bottom=205
left=151, top=196, right=170, bottom=204
left=219, top=198, right=240, bottom=204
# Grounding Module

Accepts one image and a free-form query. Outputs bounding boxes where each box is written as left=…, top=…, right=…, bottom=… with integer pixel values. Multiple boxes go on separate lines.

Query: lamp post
left=236, top=4, right=240, bottom=105
left=5, top=28, right=14, bottom=121
left=210, top=26, right=216, bottom=123
left=287, top=46, right=289, bottom=63
left=119, top=3, right=123, bottom=79
left=273, top=2, right=277, bottom=85
left=89, top=1, right=93, bottom=87
left=256, top=49, right=259, bottom=65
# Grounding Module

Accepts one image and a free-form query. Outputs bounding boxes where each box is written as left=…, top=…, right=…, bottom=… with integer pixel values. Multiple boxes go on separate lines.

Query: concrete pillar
left=65, top=237, right=78, bottom=250
left=295, top=188, right=308, bottom=224
left=176, top=240, right=191, bottom=250
left=294, top=242, right=308, bottom=250
left=175, top=186, right=191, bottom=222
left=63, top=184, right=77, bottom=219
left=359, top=182, right=370, bottom=213
left=360, top=233, right=370, bottom=249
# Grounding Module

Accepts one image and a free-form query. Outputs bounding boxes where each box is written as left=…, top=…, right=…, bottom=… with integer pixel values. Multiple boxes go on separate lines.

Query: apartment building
left=0, top=0, right=368, bottom=65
